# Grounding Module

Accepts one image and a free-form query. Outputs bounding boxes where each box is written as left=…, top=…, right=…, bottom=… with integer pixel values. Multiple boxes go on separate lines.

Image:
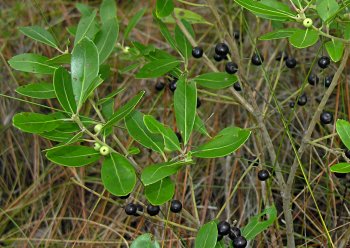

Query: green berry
left=94, top=143, right=101, bottom=151
left=100, top=146, right=110, bottom=156
left=94, top=124, right=103, bottom=133
left=303, top=18, right=313, bottom=28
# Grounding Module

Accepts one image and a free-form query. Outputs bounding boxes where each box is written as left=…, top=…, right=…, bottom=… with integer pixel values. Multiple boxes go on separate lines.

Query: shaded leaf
left=145, top=177, right=175, bottom=205
left=74, top=10, right=98, bottom=45
left=195, top=221, right=218, bottom=248
left=100, top=0, right=117, bottom=24
left=124, top=8, right=146, bottom=41
left=13, top=112, right=61, bottom=133
left=16, top=82, right=55, bottom=99
left=54, top=67, right=77, bottom=113
left=19, top=26, right=58, bottom=49
left=193, top=72, right=238, bottom=89
left=156, top=0, right=174, bottom=18
left=95, top=18, right=119, bottom=64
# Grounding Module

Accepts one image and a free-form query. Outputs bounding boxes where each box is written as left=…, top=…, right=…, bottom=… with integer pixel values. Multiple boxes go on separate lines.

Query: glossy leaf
left=143, top=115, right=181, bottom=152
left=13, top=112, right=61, bottom=133
left=131, top=234, right=160, bottom=248
left=135, top=58, right=180, bottom=79
left=74, top=10, right=98, bottom=45
left=193, top=72, right=238, bottom=89
left=174, top=77, right=197, bottom=145
left=8, top=53, right=57, bottom=74
left=192, top=127, right=251, bottom=158
left=95, top=18, right=119, bottom=64
left=336, top=119, right=350, bottom=149
left=316, top=0, right=339, bottom=22
left=330, top=163, right=350, bottom=173
left=175, top=25, right=191, bottom=62
left=101, top=152, right=136, bottom=196
left=47, top=53, right=71, bottom=65
left=125, top=111, right=164, bottom=153
left=259, top=28, right=297, bottom=40
left=141, top=160, right=191, bottom=186
left=16, top=82, right=55, bottom=99
left=46, top=145, right=100, bottom=167
left=145, top=177, right=175, bottom=205
left=71, top=37, right=99, bottom=110
left=242, top=205, right=277, bottom=240
left=325, top=39, right=344, bottom=62
left=156, top=0, right=174, bottom=18
left=289, top=29, right=319, bottom=49
left=100, top=0, right=117, bottom=24
left=54, top=67, right=77, bottom=113
left=19, top=26, right=58, bottom=49
left=103, top=91, right=144, bottom=130
left=195, top=221, right=218, bottom=248
left=124, top=8, right=146, bottom=41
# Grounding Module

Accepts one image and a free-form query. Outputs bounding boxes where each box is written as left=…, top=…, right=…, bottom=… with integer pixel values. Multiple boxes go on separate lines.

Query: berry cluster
left=124, top=199, right=182, bottom=217
left=217, top=221, right=247, bottom=248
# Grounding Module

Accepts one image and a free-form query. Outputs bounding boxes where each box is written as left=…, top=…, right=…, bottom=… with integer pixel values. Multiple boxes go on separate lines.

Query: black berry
left=229, top=227, right=241, bottom=240
left=170, top=200, right=182, bottom=213
left=276, top=51, right=288, bottom=61
left=285, top=57, right=297, bottom=68
left=233, top=82, right=242, bottom=91
left=233, top=236, right=247, bottom=248
left=225, top=62, right=238, bottom=74
left=289, top=101, right=295, bottom=108
left=192, top=46, right=203, bottom=58
left=318, top=56, right=330, bottom=69
left=320, top=111, right=333, bottom=124
left=119, top=193, right=130, bottom=199
left=217, top=221, right=231, bottom=236
left=155, top=82, right=165, bottom=91
left=345, top=149, right=350, bottom=159
left=197, top=98, right=201, bottom=108
left=215, top=43, right=230, bottom=56
left=297, top=94, right=307, bottom=106
left=169, top=81, right=177, bottom=92
left=214, top=53, right=224, bottom=62
left=134, top=204, right=143, bottom=216
left=125, top=203, right=137, bottom=216
left=251, top=53, right=264, bottom=66
left=147, top=205, right=160, bottom=216
left=258, top=169, right=270, bottom=181
left=324, top=75, right=333, bottom=88
left=308, top=74, right=319, bottom=85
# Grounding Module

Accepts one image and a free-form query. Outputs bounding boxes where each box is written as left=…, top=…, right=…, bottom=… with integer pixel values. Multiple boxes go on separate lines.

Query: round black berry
left=308, top=74, right=319, bottom=85
left=258, top=169, right=270, bottom=181
left=217, top=221, right=231, bottom=236
left=289, top=101, right=295, bottom=108
left=324, top=75, right=333, bottom=88
left=345, top=149, right=350, bottom=159
left=297, top=94, right=307, bottom=106
left=192, top=46, right=203, bottom=58
left=318, top=56, right=330, bottom=69
left=119, top=193, right=130, bottom=199
left=320, top=111, right=333, bottom=125
left=170, top=200, right=182, bottom=213
left=147, top=205, right=160, bottom=216
left=276, top=51, right=288, bottom=61
left=169, top=81, right=177, bottom=92
left=229, top=227, right=241, bottom=240
left=285, top=57, right=297, bottom=68
left=233, top=236, right=247, bottom=248
left=125, top=203, right=137, bottom=216
left=225, top=62, right=238, bottom=74
left=134, top=204, right=143, bottom=216
left=155, top=82, right=165, bottom=91
left=251, top=53, right=264, bottom=66
left=215, top=43, right=230, bottom=56
left=197, top=98, right=201, bottom=108
left=214, top=53, right=224, bottom=62
left=233, top=82, right=242, bottom=91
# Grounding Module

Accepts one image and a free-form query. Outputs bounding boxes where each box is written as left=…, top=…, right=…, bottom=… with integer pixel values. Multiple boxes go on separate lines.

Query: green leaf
left=234, top=0, right=295, bottom=21
left=13, top=112, right=61, bottom=133
left=131, top=234, right=160, bottom=248
left=124, top=8, right=146, bottom=41
left=71, top=37, right=99, bottom=110
left=330, top=163, right=350, bottom=173
left=194, top=115, right=210, bottom=137
left=336, top=119, right=350, bottom=149
left=259, top=28, right=297, bottom=40
left=46, top=145, right=100, bottom=167
left=100, top=0, right=117, bottom=24
left=215, top=241, right=225, bottom=248
left=40, top=130, right=81, bottom=143
left=95, top=18, right=119, bottom=64
left=101, top=152, right=136, bottom=196
left=97, top=87, right=125, bottom=105
left=175, top=24, right=191, bottom=62
left=156, top=0, right=174, bottom=18
left=192, top=127, right=251, bottom=158
left=16, top=82, right=55, bottom=99
left=19, top=26, right=58, bottom=49
left=195, top=221, right=218, bottom=248
left=193, top=72, right=238, bottom=89
left=316, top=0, right=339, bottom=22
left=289, top=29, right=319, bottom=49
left=242, top=205, right=277, bottom=240
left=145, top=177, right=175, bottom=205
left=325, top=40, right=344, bottom=62
left=47, top=53, right=71, bottom=65
left=103, top=91, right=145, bottom=130
left=125, top=111, right=164, bottom=153
left=76, top=3, right=93, bottom=16
left=143, top=115, right=181, bottom=152
left=8, top=53, right=57, bottom=74
left=135, top=58, right=180, bottom=79
left=53, top=67, right=77, bottom=113
left=153, top=14, right=177, bottom=50
left=174, top=77, right=197, bottom=145
left=74, top=10, right=99, bottom=45
left=141, top=160, right=191, bottom=186
left=162, top=8, right=212, bottom=25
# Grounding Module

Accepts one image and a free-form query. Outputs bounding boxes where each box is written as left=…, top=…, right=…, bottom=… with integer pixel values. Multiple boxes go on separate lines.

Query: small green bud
left=100, top=146, right=110, bottom=156
left=94, top=124, right=103, bottom=133
left=303, top=18, right=313, bottom=28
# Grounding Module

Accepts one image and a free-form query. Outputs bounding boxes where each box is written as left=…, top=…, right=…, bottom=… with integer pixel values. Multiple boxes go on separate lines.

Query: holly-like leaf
left=101, top=152, right=136, bottom=196
left=54, top=67, right=77, bottom=113
left=19, top=26, right=58, bottom=49
left=16, top=82, right=55, bottom=99
left=195, top=221, right=218, bottom=248
left=145, top=177, right=175, bottom=205
left=8, top=53, right=57, bottom=74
